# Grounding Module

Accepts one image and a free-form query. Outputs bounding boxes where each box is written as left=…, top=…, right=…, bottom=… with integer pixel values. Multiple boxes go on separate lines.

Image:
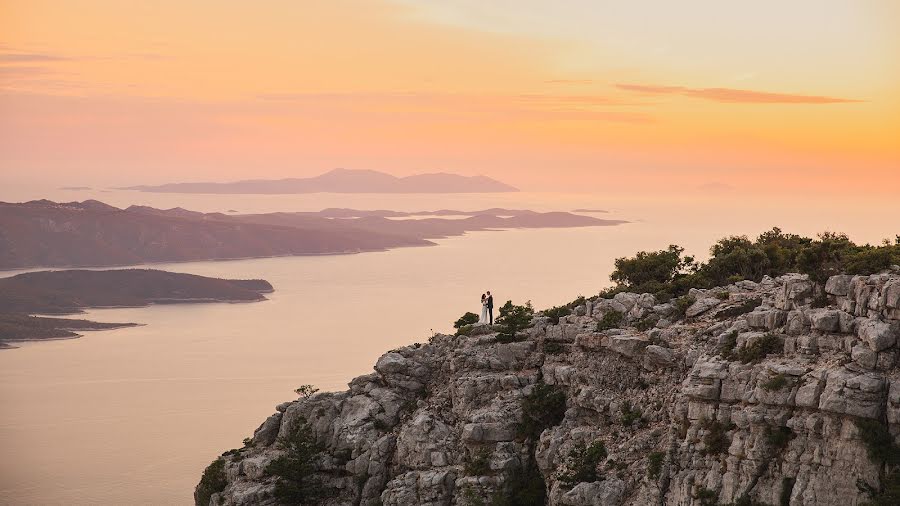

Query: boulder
left=643, top=345, right=675, bottom=370
left=857, top=319, right=898, bottom=352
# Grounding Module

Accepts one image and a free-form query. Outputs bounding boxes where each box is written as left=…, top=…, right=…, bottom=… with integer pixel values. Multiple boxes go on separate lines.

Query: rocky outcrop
left=201, top=272, right=900, bottom=506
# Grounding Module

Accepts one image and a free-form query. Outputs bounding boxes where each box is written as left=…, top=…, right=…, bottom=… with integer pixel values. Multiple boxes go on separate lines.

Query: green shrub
left=266, top=417, right=328, bottom=504
left=715, top=291, right=730, bottom=300
left=465, top=448, right=492, bottom=476
left=696, top=487, right=718, bottom=506
left=672, top=295, right=696, bottom=320
left=543, top=305, right=571, bottom=325
left=601, top=228, right=900, bottom=300
left=455, top=312, right=480, bottom=330
left=544, top=341, right=564, bottom=354
left=595, top=311, right=623, bottom=331
left=456, top=324, right=474, bottom=337
left=765, top=426, right=794, bottom=450
left=620, top=401, right=643, bottom=427
left=568, top=295, right=587, bottom=308
left=195, top=457, right=228, bottom=506
left=517, top=381, right=566, bottom=439
left=610, top=245, right=698, bottom=289
left=634, top=314, right=659, bottom=332
left=720, top=331, right=738, bottom=359
left=701, top=419, right=735, bottom=455
left=294, top=384, right=319, bottom=399
left=855, top=418, right=900, bottom=466
left=557, top=441, right=607, bottom=486
left=497, top=457, right=547, bottom=506
left=862, top=469, right=900, bottom=506
left=647, top=451, right=664, bottom=479
left=761, top=373, right=788, bottom=391
left=495, top=301, right=534, bottom=343
left=735, top=334, right=782, bottom=363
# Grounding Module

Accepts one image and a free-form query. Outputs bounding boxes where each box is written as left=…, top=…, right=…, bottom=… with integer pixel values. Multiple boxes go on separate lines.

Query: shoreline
left=0, top=220, right=627, bottom=274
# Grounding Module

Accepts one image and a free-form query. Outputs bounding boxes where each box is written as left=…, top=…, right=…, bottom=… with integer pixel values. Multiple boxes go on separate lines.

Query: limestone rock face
left=202, top=273, right=900, bottom=506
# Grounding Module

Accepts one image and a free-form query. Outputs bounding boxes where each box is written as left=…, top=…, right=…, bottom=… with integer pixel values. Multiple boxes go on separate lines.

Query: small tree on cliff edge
left=496, top=300, right=534, bottom=343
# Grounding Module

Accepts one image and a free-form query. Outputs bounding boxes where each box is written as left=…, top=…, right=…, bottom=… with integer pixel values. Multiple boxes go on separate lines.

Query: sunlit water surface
left=0, top=188, right=896, bottom=505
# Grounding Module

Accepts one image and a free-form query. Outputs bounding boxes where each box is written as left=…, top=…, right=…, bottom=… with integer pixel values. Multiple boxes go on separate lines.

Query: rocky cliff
left=199, top=271, right=900, bottom=506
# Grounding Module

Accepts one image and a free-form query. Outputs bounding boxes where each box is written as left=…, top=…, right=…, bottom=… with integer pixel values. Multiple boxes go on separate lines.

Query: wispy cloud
left=0, top=52, right=69, bottom=63
left=616, top=83, right=861, bottom=104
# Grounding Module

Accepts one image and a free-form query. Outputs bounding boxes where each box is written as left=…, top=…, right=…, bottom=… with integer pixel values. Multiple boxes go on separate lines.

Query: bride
left=479, top=293, right=489, bottom=323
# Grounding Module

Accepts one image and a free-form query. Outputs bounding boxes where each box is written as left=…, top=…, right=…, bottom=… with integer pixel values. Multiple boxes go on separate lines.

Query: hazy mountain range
left=0, top=200, right=625, bottom=270
left=120, top=168, right=518, bottom=194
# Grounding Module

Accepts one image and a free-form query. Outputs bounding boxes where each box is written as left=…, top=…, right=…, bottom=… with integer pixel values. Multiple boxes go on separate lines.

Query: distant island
left=572, top=208, right=609, bottom=213
left=119, top=168, right=519, bottom=194
left=0, top=200, right=626, bottom=270
left=0, top=269, right=273, bottom=347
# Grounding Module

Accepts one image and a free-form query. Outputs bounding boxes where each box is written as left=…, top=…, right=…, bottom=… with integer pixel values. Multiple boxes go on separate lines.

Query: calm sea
left=0, top=187, right=896, bottom=504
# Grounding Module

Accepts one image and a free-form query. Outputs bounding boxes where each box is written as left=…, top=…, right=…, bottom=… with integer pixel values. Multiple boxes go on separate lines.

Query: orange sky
left=1, top=0, right=898, bottom=192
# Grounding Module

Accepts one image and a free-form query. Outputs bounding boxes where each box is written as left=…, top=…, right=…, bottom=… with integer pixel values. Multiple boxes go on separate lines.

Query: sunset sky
left=1, top=0, right=898, bottom=192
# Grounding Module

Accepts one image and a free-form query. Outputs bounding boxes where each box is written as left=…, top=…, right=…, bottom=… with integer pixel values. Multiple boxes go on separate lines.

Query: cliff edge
left=198, top=271, right=900, bottom=506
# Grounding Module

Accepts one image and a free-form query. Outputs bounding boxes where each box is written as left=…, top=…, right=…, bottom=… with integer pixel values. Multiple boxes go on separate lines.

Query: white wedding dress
left=480, top=300, right=489, bottom=323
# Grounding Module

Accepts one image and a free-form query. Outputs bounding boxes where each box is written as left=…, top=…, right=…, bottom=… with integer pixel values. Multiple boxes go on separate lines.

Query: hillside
left=0, top=269, right=273, bottom=314
left=120, top=169, right=519, bottom=194
left=0, top=200, right=624, bottom=270
left=197, top=232, right=900, bottom=506
left=0, top=200, right=432, bottom=269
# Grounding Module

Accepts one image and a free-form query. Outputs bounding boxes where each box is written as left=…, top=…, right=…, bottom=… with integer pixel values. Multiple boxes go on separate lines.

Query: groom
left=486, top=291, right=494, bottom=325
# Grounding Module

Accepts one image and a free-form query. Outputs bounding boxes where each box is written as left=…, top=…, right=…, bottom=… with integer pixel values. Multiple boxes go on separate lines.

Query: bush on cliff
left=195, top=457, right=227, bottom=506
left=266, top=417, right=328, bottom=504
left=517, top=381, right=566, bottom=439
left=542, top=305, right=571, bottom=325
left=557, top=440, right=607, bottom=486
left=455, top=312, right=480, bottom=330
left=495, top=301, right=534, bottom=343
left=595, top=310, right=623, bottom=331
left=601, top=228, right=900, bottom=299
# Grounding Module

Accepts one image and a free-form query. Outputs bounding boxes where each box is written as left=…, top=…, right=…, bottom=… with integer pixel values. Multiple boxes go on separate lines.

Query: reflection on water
left=0, top=189, right=897, bottom=505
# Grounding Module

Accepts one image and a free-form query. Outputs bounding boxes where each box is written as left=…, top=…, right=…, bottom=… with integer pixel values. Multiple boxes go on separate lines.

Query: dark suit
left=487, top=295, right=494, bottom=324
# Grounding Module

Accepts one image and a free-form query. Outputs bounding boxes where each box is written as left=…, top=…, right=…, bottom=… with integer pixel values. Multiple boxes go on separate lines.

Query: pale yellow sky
left=1, top=0, right=897, bottom=192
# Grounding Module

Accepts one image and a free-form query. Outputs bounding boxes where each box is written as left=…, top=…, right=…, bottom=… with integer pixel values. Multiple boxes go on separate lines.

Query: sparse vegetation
left=701, top=419, right=735, bottom=455
left=720, top=330, right=738, bottom=359
left=761, top=373, right=788, bottom=391
left=544, top=341, right=564, bottom=354
left=266, top=417, right=328, bottom=504
left=856, top=418, right=900, bottom=466
left=595, top=311, right=623, bottom=331
left=497, top=457, right=547, bottom=506
left=517, top=381, right=566, bottom=439
left=696, top=487, right=718, bottom=506
left=634, top=314, right=659, bottom=332
left=557, top=441, right=607, bottom=486
left=647, top=451, right=664, bottom=479
left=672, top=295, right=696, bottom=320
left=765, top=426, right=795, bottom=450
left=456, top=324, right=475, bottom=337
left=600, top=228, right=900, bottom=300
left=495, top=301, right=534, bottom=343
left=195, top=457, right=228, bottom=506
left=620, top=401, right=644, bottom=427
left=735, top=334, right=783, bottom=363
left=294, top=384, right=319, bottom=399
left=465, top=448, right=492, bottom=476
left=455, top=312, right=480, bottom=331
left=543, top=305, right=571, bottom=325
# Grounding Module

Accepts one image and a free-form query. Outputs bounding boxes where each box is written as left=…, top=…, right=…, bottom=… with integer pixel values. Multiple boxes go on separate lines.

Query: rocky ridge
left=201, top=271, right=900, bottom=506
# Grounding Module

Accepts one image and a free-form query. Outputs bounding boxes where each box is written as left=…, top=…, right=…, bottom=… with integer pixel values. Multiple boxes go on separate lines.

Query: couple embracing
left=479, top=291, right=494, bottom=325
